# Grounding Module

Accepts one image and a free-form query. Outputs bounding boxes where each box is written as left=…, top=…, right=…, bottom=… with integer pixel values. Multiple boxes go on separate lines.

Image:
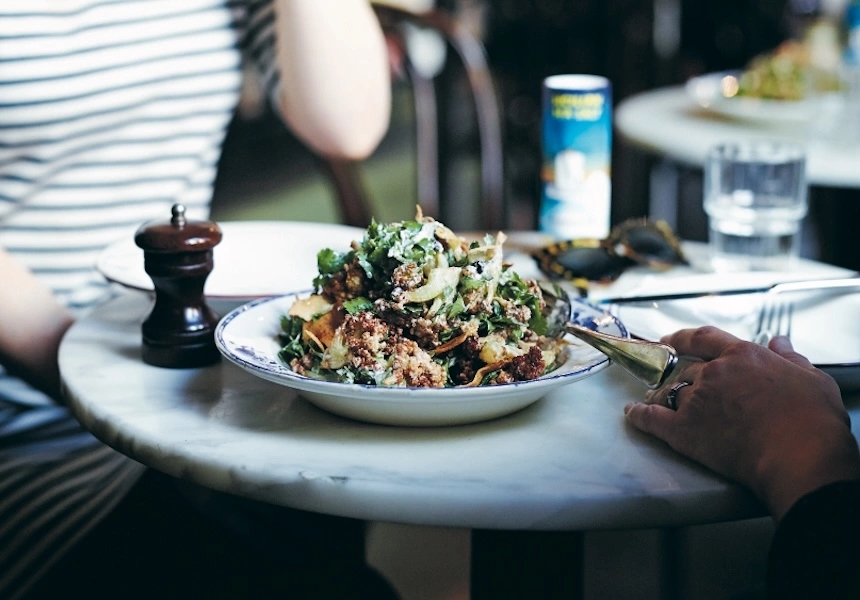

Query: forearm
left=767, top=480, right=860, bottom=598
left=756, top=423, right=860, bottom=522
left=273, top=0, right=391, bottom=159
left=759, top=439, right=860, bottom=521
left=0, top=246, right=74, bottom=400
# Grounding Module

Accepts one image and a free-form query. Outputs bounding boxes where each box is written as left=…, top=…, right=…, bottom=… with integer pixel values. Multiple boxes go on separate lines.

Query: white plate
left=685, top=71, right=815, bottom=124
left=614, top=290, right=860, bottom=391
left=97, top=221, right=366, bottom=299
left=215, top=293, right=623, bottom=426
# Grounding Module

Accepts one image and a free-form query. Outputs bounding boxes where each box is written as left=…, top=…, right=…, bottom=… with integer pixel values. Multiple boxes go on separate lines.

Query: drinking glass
left=703, top=141, right=807, bottom=272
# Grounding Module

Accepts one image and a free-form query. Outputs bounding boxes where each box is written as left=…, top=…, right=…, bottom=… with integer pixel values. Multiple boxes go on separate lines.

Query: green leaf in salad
left=480, top=369, right=502, bottom=386
left=313, top=247, right=351, bottom=289
left=497, top=269, right=548, bottom=336
left=343, top=296, right=373, bottom=314
left=459, top=273, right=486, bottom=291
left=335, top=219, right=441, bottom=292
left=278, top=315, right=308, bottom=363
left=528, top=305, right=548, bottom=337
left=445, top=295, right=466, bottom=320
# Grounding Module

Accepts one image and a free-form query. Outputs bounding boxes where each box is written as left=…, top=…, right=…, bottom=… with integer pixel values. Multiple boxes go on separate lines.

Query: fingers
left=659, top=326, right=741, bottom=361
left=624, top=402, right=679, bottom=442
left=645, top=374, right=695, bottom=408
left=768, top=335, right=816, bottom=370
left=644, top=354, right=703, bottom=408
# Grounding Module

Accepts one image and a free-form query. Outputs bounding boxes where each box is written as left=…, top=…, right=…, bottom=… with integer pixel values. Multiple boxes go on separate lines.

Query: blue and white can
left=539, top=74, right=612, bottom=240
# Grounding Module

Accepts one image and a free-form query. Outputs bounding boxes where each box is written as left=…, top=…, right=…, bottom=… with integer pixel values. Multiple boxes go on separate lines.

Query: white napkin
left=585, top=242, right=855, bottom=303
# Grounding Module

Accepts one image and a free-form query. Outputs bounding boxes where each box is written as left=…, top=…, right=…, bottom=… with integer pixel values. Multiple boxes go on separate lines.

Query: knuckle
left=640, top=403, right=666, bottom=428
left=813, top=368, right=840, bottom=390
left=725, top=338, right=758, bottom=359
left=688, top=326, right=716, bottom=345
left=710, top=339, right=765, bottom=371
left=697, top=357, right=727, bottom=381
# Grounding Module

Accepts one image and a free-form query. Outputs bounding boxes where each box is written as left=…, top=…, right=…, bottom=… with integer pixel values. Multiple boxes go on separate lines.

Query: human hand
left=624, top=326, right=860, bottom=520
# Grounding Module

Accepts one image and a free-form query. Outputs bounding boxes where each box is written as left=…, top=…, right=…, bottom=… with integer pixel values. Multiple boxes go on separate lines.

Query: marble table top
left=61, top=290, right=773, bottom=532
left=615, top=86, right=860, bottom=189
left=60, top=226, right=860, bottom=532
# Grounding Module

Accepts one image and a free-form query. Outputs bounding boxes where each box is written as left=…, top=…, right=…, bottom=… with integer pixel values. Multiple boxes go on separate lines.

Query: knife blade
left=596, top=276, right=860, bottom=305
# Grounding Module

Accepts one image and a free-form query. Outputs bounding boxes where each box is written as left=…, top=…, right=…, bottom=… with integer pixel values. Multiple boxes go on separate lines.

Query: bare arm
left=624, top=327, right=860, bottom=521
left=272, top=0, right=391, bottom=160
left=0, top=246, right=74, bottom=401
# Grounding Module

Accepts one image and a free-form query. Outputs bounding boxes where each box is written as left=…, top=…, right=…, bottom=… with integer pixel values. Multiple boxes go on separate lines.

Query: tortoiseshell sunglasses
left=533, top=218, right=688, bottom=290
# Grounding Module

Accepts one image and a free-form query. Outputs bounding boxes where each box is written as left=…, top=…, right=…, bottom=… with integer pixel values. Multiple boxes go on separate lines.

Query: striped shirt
left=0, top=1, right=278, bottom=597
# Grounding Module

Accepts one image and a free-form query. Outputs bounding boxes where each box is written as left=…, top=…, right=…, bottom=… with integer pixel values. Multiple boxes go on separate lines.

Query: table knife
left=597, top=276, right=860, bottom=305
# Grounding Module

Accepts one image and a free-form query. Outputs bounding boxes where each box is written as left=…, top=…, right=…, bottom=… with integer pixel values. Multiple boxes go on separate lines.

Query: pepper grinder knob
left=134, top=204, right=223, bottom=368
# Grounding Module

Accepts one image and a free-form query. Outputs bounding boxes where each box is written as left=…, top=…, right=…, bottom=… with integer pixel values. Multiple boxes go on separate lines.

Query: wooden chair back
left=324, top=4, right=505, bottom=231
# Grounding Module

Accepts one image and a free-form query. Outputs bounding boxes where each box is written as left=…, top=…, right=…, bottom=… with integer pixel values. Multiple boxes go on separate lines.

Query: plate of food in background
left=685, top=38, right=843, bottom=125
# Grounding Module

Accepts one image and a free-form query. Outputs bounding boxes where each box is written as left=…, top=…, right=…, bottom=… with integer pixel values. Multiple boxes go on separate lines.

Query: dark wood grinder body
left=134, top=204, right=222, bottom=368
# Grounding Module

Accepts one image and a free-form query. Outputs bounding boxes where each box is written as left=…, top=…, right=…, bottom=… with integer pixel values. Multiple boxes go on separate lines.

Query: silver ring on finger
left=666, top=381, right=692, bottom=411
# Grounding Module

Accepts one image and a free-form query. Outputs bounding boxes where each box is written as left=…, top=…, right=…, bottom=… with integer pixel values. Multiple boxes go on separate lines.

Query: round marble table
left=615, top=86, right=860, bottom=189
left=60, top=220, right=860, bottom=597
left=60, top=290, right=772, bottom=599
left=61, top=291, right=769, bottom=531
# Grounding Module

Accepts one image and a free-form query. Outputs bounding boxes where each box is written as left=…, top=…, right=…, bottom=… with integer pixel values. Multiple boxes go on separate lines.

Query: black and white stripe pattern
left=0, top=1, right=278, bottom=597
left=0, top=0, right=246, bottom=309
left=0, top=403, right=145, bottom=599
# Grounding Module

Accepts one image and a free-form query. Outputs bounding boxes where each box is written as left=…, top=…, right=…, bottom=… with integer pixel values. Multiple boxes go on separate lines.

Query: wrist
left=756, top=426, right=860, bottom=521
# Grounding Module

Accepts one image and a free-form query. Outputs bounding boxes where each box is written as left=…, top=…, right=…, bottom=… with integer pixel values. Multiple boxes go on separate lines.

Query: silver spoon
left=540, top=282, right=698, bottom=389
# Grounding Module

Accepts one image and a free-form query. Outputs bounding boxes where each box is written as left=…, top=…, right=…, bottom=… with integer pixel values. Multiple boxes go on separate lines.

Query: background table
left=615, top=85, right=860, bottom=272
left=615, top=86, right=860, bottom=188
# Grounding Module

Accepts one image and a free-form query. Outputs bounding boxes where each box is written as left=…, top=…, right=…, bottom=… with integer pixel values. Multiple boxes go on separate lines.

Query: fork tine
left=755, top=303, right=767, bottom=338
left=754, top=295, right=794, bottom=345
left=753, top=297, right=772, bottom=345
left=753, top=295, right=791, bottom=345
left=780, top=299, right=793, bottom=338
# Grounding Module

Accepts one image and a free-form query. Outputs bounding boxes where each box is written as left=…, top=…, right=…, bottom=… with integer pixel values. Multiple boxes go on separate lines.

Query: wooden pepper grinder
left=134, top=203, right=223, bottom=368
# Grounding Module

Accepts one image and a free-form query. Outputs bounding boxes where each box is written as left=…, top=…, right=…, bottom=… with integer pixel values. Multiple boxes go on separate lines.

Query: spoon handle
left=659, top=353, right=704, bottom=388
left=564, top=322, right=681, bottom=389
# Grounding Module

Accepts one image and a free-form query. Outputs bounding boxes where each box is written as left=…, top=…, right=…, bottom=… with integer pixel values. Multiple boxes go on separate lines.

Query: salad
left=278, top=211, right=568, bottom=388
left=735, top=38, right=842, bottom=101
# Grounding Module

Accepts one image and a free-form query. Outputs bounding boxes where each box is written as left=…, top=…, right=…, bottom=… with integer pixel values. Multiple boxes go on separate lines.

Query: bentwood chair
left=322, top=4, right=505, bottom=231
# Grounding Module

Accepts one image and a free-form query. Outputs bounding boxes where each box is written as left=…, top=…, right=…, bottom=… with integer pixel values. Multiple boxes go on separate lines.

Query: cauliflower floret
left=322, top=312, right=388, bottom=370
left=479, top=333, right=525, bottom=365
left=391, top=262, right=423, bottom=291
left=509, top=345, right=546, bottom=381
left=321, top=259, right=366, bottom=303
left=383, top=339, right=447, bottom=387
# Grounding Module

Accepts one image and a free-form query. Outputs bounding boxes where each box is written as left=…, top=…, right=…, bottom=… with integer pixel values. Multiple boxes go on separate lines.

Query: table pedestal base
left=471, top=530, right=584, bottom=599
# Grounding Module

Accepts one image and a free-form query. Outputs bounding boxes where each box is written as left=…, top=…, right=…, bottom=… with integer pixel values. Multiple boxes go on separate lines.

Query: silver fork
left=753, top=294, right=793, bottom=345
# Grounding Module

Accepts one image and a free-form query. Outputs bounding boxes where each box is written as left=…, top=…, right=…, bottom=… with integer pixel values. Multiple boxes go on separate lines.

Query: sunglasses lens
left=610, top=219, right=686, bottom=268
left=535, top=240, right=631, bottom=282
left=535, top=219, right=685, bottom=285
